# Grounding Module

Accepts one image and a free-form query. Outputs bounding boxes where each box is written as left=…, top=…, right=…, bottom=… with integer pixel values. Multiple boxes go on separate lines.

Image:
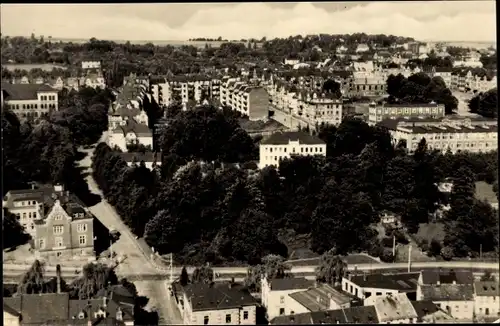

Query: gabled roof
left=373, top=293, right=418, bottom=322
left=288, top=284, right=350, bottom=311
left=420, top=270, right=474, bottom=285
left=4, top=293, right=70, bottom=324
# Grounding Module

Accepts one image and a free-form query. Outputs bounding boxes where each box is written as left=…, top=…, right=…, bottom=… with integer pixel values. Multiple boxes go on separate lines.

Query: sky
left=0, top=1, right=496, bottom=42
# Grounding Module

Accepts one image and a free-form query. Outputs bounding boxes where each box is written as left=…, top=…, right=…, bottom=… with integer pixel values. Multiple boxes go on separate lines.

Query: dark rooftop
left=474, top=281, right=500, bottom=297
left=288, top=284, right=350, bottom=311
left=270, top=277, right=315, bottom=291
left=261, top=131, right=325, bottom=145
left=420, top=269, right=474, bottom=285
left=349, top=272, right=420, bottom=292
left=420, top=284, right=474, bottom=301
left=182, top=282, right=257, bottom=312
left=2, top=83, right=56, bottom=100
left=119, top=152, right=159, bottom=163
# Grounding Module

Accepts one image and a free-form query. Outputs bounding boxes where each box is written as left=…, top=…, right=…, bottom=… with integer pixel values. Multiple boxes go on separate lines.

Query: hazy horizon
left=0, top=2, right=496, bottom=43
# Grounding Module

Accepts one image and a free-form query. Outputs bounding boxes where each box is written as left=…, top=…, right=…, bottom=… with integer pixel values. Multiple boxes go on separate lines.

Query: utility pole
left=392, top=235, right=396, bottom=257
left=408, top=244, right=412, bottom=272
left=169, top=253, right=173, bottom=284
left=480, top=244, right=482, bottom=260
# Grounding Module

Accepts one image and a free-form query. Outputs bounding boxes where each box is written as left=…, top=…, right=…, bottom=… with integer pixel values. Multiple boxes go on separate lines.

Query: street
left=453, top=90, right=478, bottom=117
left=134, top=279, right=183, bottom=325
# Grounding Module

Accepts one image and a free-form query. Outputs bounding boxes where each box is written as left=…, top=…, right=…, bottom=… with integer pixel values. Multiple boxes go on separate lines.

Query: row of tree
left=386, top=72, right=458, bottom=114
left=91, top=104, right=499, bottom=264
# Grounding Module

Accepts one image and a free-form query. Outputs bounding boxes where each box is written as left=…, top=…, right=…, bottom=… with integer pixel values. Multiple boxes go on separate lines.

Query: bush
left=368, top=243, right=384, bottom=258
left=429, top=239, right=442, bottom=257
left=380, top=249, right=395, bottom=263
left=384, top=227, right=394, bottom=237
left=393, top=230, right=409, bottom=245
left=420, top=239, right=430, bottom=252
left=440, top=246, right=454, bottom=261
left=381, top=236, right=394, bottom=247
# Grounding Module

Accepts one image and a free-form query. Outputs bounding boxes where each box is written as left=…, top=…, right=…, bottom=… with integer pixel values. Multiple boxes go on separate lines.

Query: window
left=22, top=212, right=27, bottom=219
left=376, top=292, right=382, bottom=296
left=279, top=308, right=285, bottom=315
left=243, top=311, right=248, bottom=320
left=77, top=224, right=87, bottom=232
left=55, top=237, right=64, bottom=248
left=225, top=314, right=231, bottom=323
left=56, top=251, right=62, bottom=257
left=39, top=239, right=45, bottom=249
left=79, top=235, right=87, bottom=245
left=203, top=316, right=209, bottom=325
left=53, top=226, right=64, bottom=234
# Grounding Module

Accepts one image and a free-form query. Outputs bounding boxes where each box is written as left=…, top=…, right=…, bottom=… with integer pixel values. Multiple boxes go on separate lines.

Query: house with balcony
left=173, top=281, right=258, bottom=325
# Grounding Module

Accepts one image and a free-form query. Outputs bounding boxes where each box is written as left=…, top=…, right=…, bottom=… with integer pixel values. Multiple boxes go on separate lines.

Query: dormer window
left=78, top=311, right=86, bottom=319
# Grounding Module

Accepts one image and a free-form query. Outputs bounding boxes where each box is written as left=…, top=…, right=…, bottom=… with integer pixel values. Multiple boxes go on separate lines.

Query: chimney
left=363, top=272, right=367, bottom=281
left=102, top=295, right=107, bottom=308
left=56, top=264, right=61, bottom=293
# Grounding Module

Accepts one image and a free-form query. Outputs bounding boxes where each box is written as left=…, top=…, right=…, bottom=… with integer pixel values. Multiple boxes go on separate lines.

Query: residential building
left=84, top=73, right=106, bottom=89
left=119, top=152, right=162, bottom=171
left=3, top=285, right=135, bottom=326
left=221, top=78, right=269, bottom=121
left=473, top=281, right=499, bottom=318
left=294, top=91, right=343, bottom=126
left=353, top=61, right=375, bottom=72
left=150, top=75, right=220, bottom=107
left=417, top=269, right=475, bottom=320
left=34, top=192, right=95, bottom=260
left=427, top=67, right=453, bottom=88
left=378, top=116, right=498, bottom=154
left=350, top=72, right=386, bottom=97
left=1, top=83, right=59, bottom=123
left=341, top=272, right=420, bottom=305
left=372, top=293, right=418, bottom=323
left=284, top=58, right=300, bottom=66
left=261, top=277, right=315, bottom=320
left=259, top=131, right=327, bottom=169
left=108, top=119, right=153, bottom=152
left=356, top=44, right=370, bottom=53
left=81, top=60, right=102, bottom=70
left=173, top=282, right=258, bottom=325
left=287, top=284, right=351, bottom=312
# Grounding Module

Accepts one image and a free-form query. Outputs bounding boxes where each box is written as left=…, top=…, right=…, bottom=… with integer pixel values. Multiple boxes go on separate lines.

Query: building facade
left=368, top=102, right=445, bottom=125
left=379, top=117, right=498, bottom=154
left=259, top=131, right=327, bottom=169
left=474, top=281, right=499, bottom=319
left=1, top=83, right=59, bottom=123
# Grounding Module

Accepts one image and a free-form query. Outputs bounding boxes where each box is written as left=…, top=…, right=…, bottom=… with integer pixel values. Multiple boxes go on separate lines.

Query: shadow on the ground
left=93, top=218, right=121, bottom=256
left=135, top=296, right=160, bottom=325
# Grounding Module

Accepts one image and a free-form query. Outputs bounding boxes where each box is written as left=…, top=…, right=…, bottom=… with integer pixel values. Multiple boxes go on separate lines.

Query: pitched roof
left=420, top=284, right=474, bottom=301
left=474, top=281, right=500, bottom=297
left=2, top=83, right=56, bottom=100
left=288, top=284, right=350, bottom=311
left=260, top=131, right=325, bottom=145
left=373, top=293, right=418, bottom=322
left=270, top=305, right=379, bottom=325
left=4, top=293, right=70, bottom=324
left=349, top=272, right=420, bottom=291
left=182, top=282, right=257, bottom=312
left=270, top=277, right=315, bottom=291
left=420, top=270, right=474, bottom=285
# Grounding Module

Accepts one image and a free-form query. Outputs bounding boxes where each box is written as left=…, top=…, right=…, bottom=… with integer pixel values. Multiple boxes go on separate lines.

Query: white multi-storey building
left=150, top=75, right=220, bottom=107
left=379, top=116, right=498, bottom=154
left=220, top=77, right=269, bottom=121
left=259, top=131, right=327, bottom=168
left=368, top=102, right=445, bottom=125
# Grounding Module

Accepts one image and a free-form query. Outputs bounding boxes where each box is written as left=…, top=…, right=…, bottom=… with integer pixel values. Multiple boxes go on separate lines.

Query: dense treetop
left=468, top=88, right=498, bottom=119
left=386, top=72, right=458, bottom=114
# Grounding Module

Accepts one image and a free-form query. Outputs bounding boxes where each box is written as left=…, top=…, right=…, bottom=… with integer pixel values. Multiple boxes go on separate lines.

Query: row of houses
left=169, top=269, right=499, bottom=325
left=7, top=72, right=106, bottom=91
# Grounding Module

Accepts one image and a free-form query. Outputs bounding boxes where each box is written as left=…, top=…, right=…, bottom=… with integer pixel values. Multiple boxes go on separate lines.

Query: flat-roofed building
left=368, top=102, right=445, bottom=125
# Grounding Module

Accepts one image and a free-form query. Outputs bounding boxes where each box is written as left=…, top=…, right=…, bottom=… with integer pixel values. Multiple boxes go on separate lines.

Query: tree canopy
left=386, top=73, right=458, bottom=114
left=468, top=88, right=497, bottom=119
